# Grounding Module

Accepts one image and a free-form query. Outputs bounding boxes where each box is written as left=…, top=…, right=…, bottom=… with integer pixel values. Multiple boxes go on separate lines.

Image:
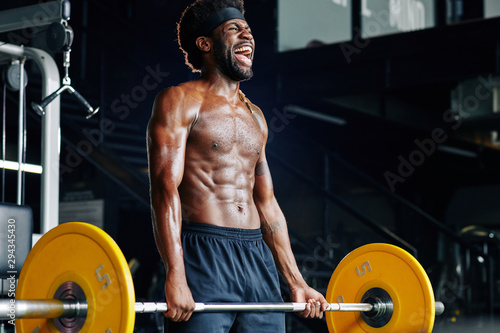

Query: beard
left=214, top=38, right=253, bottom=82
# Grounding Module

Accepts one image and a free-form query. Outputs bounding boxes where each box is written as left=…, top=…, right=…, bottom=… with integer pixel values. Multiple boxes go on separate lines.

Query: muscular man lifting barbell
left=0, top=0, right=447, bottom=331
left=146, top=0, right=328, bottom=331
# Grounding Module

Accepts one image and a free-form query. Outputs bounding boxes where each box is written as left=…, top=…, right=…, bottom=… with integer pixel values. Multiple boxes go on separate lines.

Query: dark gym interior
left=0, top=0, right=499, bottom=332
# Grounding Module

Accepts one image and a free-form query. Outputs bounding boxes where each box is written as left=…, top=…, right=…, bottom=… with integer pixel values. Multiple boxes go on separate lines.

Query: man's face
left=213, top=19, right=255, bottom=81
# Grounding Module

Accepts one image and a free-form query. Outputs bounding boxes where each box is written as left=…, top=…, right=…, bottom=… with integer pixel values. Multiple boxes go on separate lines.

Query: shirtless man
left=147, top=0, right=328, bottom=331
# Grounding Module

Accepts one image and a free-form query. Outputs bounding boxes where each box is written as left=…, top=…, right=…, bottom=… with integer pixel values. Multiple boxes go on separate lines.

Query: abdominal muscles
left=178, top=107, right=263, bottom=229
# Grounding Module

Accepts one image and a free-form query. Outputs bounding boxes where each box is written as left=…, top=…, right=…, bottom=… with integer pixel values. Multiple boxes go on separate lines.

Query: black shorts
left=166, top=221, right=285, bottom=333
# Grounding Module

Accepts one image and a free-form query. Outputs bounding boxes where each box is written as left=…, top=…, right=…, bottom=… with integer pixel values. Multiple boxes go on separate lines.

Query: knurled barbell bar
left=0, top=298, right=444, bottom=319
left=8, top=222, right=445, bottom=332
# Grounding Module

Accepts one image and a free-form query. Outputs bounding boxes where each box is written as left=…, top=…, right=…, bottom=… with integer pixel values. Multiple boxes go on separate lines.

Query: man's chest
left=188, top=104, right=264, bottom=157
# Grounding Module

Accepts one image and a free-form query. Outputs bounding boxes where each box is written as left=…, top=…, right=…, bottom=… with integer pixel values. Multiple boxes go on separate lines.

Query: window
left=277, top=0, right=351, bottom=52
left=361, top=0, right=435, bottom=38
left=485, top=0, right=500, bottom=19
left=277, top=0, right=436, bottom=52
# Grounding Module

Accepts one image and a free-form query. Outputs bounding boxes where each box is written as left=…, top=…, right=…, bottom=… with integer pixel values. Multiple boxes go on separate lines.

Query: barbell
left=4, top=222, right=444, bottom=332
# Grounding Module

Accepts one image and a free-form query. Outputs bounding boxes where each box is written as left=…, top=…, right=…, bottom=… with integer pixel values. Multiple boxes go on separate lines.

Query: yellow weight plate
left=16, top=222, right=135, bottom=333
left=325, top=243, right=435, bottom=333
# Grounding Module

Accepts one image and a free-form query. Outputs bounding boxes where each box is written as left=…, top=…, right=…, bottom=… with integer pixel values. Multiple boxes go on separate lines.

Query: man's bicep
left=147, top=88, right=189, bottom=189
left=148, top=127, right=184, bottom=183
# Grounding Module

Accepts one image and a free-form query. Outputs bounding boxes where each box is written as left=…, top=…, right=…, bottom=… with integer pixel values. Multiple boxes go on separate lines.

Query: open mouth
left=234, top=46, right=253, bottom=66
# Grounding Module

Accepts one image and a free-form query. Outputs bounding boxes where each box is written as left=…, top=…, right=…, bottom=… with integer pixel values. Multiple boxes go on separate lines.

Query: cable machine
left=0, top=0, right=98, bottom=243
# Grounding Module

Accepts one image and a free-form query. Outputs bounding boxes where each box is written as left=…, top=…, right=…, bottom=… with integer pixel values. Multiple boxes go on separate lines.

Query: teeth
left=235, top=46, right=252, bottom=54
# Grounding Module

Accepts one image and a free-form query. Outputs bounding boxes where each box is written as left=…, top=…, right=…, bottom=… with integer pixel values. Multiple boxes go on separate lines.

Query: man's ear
left=196, top=36, right=212, bottom=52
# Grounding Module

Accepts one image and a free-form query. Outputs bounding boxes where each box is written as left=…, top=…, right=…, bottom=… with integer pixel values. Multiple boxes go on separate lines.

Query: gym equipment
left=0, top=222, right=444, bottom=332
left=31, top=20, right=99, bottom=119
left=325, top=243, right=439, bottom=332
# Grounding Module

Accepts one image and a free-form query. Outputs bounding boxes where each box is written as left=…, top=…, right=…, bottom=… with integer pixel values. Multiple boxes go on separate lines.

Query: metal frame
left=0, top=1, right=67, bottom=240
left=0, top=43, right=61, bottom=239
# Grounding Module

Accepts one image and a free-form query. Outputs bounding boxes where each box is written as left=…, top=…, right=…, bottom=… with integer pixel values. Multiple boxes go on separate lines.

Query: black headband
left=198, top=7, right=246, bottom=36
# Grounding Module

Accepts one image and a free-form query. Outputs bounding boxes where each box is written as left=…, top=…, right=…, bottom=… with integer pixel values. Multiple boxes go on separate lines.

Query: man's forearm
left=153, top=219, right=184, bottom=272
left=261, top=217, right=307, bottom=288
left=151, top=189, right=186, bottom=276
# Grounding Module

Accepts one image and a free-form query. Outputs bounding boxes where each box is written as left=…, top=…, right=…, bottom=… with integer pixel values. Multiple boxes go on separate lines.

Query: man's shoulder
left=150, top=82, right=203, bottom=129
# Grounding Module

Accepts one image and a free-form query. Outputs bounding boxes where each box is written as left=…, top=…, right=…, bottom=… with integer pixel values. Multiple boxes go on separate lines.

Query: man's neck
left=199, top=69, right=241, bottom=98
